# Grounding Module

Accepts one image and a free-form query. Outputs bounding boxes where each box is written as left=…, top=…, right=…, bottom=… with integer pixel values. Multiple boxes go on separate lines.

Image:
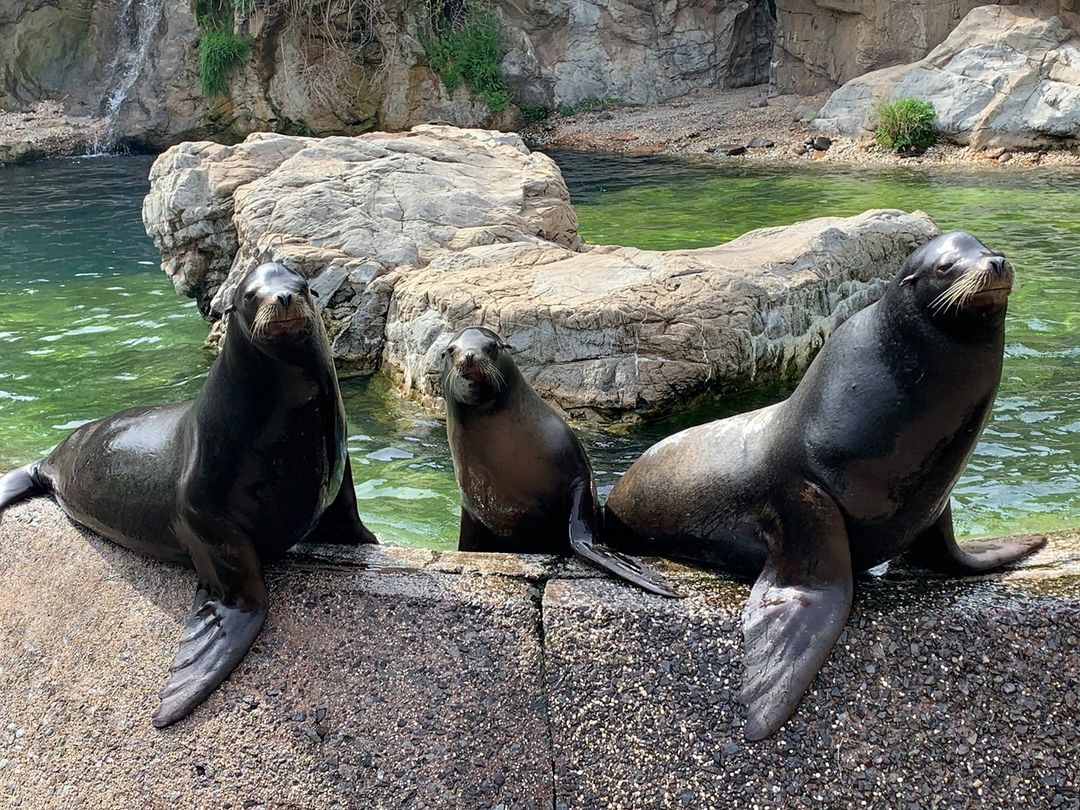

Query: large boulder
left=814, top=5, right=1080, bottom=147
left=144, top=126, right=938, bottom=418
left=143, top=126, right=581, bottom=369
left=383, top=209, right=938, bottom=418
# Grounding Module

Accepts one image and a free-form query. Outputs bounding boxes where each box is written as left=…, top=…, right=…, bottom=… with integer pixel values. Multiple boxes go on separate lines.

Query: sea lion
left=0, top=262, right=376, bottom=727
left=604, top=232, right=1047, bottom=740
left=442, top=326, right=680, bottom=598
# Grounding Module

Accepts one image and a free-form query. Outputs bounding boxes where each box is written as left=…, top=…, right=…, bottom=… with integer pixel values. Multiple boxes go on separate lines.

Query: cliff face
left=0, top=0, right=776, bottom=150
left=773, top=0, right=1080, bottom=94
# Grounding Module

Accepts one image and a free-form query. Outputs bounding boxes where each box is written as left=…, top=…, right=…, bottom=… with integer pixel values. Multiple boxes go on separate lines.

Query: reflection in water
left=0, top=153, right=1078, bottom=550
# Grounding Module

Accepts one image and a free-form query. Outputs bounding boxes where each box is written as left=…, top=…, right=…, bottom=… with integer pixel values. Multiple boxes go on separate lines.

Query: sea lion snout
left=232, top=263, right=318, bottom=342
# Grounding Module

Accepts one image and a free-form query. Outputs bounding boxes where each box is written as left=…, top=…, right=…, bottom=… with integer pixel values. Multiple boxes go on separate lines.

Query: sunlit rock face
left=143, top=125, right=937, bottom=418
left=813, top=5, right=1080, bottom=148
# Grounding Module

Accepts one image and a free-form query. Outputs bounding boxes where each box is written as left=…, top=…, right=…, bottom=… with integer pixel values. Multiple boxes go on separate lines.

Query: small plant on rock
left=420, top=4, right=509, bottom=113
left=198, top=26, right=251, bottom=96
left=874, top=98, right=937, bottom=151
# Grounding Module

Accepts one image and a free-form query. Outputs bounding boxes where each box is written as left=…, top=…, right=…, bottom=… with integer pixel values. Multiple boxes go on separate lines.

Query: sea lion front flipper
left=152, top=525, right=269, bottom=728
left=569, top=479, right=683, bottom=598
left=305, top=456, right=378, bottom=545
left=904, top=503, right=1047, bottom=574
left=152, top=586, right=268, bottom=728
left=741, top=482, right=852, bottom=741
left=458, top=508, right=500, bottom=551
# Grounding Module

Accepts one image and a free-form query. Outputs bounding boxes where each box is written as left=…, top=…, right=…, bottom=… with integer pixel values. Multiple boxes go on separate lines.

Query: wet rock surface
left=1, top=499, right=1077, bottom=808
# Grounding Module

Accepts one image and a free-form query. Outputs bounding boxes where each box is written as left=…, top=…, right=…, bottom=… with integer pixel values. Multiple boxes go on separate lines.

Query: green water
left=1, top=153, right=1078, bottom=549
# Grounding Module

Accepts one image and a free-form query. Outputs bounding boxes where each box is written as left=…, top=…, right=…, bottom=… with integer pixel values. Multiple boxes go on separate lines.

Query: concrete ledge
left=1, top=500, right=1078, bottom=808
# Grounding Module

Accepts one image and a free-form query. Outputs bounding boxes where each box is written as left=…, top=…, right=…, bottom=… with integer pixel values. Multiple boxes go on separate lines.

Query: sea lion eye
left=443, top=345, right=456, bottom=358
left=244, top=290, right=257, bottom=302
left=935, top=261, right=955, bottom=276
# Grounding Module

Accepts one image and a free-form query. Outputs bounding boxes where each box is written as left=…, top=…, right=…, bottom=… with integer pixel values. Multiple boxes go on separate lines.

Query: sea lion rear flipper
left=904, top=503, right=1046, bottom=574
left=568, top=479, right=683, bottom=598
left=741, top=482, right=852, bottom=741
left=0, top=463, right=45, bottom=518
left=305, top=456, right=378, bottom=545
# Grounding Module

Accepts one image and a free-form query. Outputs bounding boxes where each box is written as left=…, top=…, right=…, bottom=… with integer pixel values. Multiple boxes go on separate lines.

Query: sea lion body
left=0, top=262, right=376, bottom=727
left=442, top=326, right=679, bottom=596
left=605, top=232, right=1046, bottom=739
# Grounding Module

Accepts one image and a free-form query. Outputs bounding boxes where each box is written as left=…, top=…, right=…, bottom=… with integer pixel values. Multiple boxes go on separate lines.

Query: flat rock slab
left=2, top=500, right=1078, bottom=808
left=0, top=502, right=551, bottom=808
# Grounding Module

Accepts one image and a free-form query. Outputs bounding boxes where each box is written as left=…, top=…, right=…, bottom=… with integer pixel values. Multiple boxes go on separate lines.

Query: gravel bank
left=0, top=499, right=1077, bottom=808
left=0, top=101, right=104, bottom=164
left=525, top=85, right=1080, bottom=170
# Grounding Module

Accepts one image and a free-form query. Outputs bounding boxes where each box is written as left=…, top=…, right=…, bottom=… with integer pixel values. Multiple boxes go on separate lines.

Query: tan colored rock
left=814, top=5, right=1080, bottom=147
left=383, top=209, right=939, bottom=419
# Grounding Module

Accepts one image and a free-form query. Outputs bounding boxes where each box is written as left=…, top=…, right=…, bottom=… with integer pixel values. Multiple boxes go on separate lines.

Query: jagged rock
left=791, top=104, right=819, bottom=123
left=747, top=136, right=774, bottom=148
left=814, top=5, right=1080, bottom=147
left=811, top=135, right=832, bottom=150
left=773, top=0, right=1078, bottom=94
left=382, top=209, right=939, bottom=418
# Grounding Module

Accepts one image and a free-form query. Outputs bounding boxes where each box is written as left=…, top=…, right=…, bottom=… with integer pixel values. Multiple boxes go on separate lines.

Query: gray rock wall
left=772, top=0, right=1079, bottom=94
left=1, top=499, right=1077, bottom=807
left=0, top=0, right=776, bottom=150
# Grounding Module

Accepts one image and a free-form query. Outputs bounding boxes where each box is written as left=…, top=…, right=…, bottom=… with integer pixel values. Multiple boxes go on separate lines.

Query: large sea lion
left=0, top=262, right=376, bottom=727
left=604, top=232, right=1047, bottom=740
left=442, top=326, right=680, bottom=598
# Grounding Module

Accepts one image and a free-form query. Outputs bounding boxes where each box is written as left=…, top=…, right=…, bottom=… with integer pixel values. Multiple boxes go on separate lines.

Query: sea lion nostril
left=464, top=349, right=476, bottom=363
left=276, top=292, right=292, bottom=308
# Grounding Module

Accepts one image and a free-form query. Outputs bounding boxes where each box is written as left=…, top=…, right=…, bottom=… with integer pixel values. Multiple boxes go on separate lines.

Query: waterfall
left=87, top=0, right=169, bottom=154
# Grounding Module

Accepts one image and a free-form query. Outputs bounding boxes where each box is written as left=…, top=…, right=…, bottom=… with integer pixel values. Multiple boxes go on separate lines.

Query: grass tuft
left=874, top=98, right=937, bottom=151
left=421, top=7, right=509, bottom=113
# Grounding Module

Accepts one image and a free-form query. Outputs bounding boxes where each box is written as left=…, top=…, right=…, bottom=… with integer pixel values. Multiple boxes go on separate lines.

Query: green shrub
left=874, top=98, right=937, bottom=150
left=198, top=26, right=250, bottom=97
left=421, top=8, right=509, bottom=113
left=559, top=96, right=623, bottom=117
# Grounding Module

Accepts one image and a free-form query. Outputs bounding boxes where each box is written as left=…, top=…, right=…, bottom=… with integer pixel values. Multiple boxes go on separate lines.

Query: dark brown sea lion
left=0, top=262, right=376, bottom=727
left=604, top=232, right=1047, bottom=739
left=441, top=326, right=680, bottom=598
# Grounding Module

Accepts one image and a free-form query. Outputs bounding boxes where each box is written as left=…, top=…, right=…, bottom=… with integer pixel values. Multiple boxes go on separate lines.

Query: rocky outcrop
left=814, top=5, right=1080, bottom=147
left=1, top=498, right=1077, bottom=806
left=772, top=0, right=1078, bottom=95
left=383, top=209, right=937, bottom=417
left=145, top=126, right=938, bottom=418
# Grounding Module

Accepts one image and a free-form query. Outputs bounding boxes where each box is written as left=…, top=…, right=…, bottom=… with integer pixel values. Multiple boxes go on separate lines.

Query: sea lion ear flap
left=222, top=304, right=237, bottom=316
left=500, top=341, right=512, bottom=351
left=899, top=273, right=918, bottom=287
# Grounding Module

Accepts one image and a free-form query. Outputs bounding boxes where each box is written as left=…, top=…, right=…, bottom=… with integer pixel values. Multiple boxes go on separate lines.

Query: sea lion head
left=441, top=326, right=515, bottom=407
left=225, top=262, right=321, bottom=359
left=895, top=231, right=1014, bottom=321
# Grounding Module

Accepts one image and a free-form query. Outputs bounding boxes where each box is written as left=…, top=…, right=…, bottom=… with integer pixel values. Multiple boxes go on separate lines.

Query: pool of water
left=0, top=152, right=1077, bottom=549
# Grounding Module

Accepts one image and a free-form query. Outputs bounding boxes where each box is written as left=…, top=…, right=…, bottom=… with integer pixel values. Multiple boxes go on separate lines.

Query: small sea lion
left=441, top=326, right=680, bottom=598
left=0, top=262, right=376, bottom=727
left=605, top=232, right=1047, bottom=739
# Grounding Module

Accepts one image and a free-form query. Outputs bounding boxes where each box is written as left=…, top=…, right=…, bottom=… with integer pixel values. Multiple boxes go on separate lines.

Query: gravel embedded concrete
left=1, top=499, right=1077, bottom=808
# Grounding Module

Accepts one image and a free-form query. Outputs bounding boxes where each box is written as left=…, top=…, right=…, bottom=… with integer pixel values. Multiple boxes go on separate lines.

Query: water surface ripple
left=0, top=153, right=1077, bottom=548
